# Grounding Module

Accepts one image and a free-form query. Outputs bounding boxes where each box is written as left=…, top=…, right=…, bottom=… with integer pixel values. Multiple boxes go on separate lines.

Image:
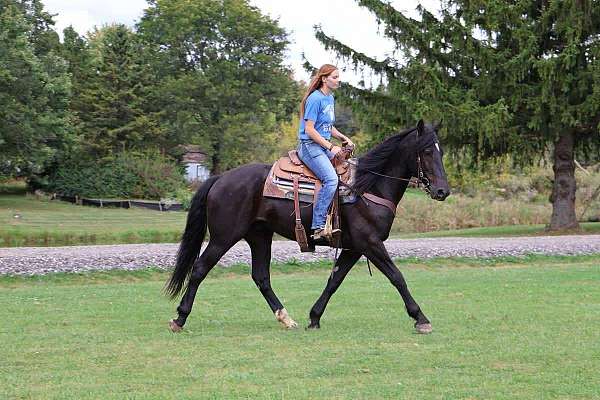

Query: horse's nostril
left=436, top=189, right=446, bottom=197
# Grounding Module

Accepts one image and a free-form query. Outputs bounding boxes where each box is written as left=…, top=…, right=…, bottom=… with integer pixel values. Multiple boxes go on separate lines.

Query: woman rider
left=297, top=64, right=354, bottom=241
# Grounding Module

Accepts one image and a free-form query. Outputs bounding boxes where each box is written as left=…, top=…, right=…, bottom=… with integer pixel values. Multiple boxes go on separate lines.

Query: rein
left=345, top=135, right=432, bottom=195
left=361, top=156, right=432, bottom=195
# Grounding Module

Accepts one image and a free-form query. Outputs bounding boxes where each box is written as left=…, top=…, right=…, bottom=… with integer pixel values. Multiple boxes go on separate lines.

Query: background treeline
left=0, top=0, right=302, bottom=198
left=1, top=0, right=599, bottom=231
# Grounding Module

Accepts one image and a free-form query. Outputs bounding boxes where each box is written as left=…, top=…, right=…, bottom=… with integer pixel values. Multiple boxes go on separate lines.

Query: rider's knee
left=323, top=172, right=338, bottom=186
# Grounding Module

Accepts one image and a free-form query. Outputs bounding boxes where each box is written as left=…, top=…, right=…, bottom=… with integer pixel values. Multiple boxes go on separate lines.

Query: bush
left=47, top=150, right=185, bottom=200
left=167, top=187, right=194, bottom=210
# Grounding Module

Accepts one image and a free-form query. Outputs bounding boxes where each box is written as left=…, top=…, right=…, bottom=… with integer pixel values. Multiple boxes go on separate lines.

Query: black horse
left=166, top=120, right=450, bottom=334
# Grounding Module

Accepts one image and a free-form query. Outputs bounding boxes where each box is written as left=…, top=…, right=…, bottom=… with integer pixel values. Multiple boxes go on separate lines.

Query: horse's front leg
left=307, top=249, right=362, bottom=329
left=363, top=241, right=432, bottom=334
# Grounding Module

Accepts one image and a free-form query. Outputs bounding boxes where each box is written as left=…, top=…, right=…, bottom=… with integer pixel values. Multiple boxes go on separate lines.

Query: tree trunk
left=211, top=140, right=222, bottom=175
left=548, top=131, right=579, bottom=230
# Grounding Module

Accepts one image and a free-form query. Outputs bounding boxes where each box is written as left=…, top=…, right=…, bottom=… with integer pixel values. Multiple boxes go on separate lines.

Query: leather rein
left=346, top=153, right=432, bottom=216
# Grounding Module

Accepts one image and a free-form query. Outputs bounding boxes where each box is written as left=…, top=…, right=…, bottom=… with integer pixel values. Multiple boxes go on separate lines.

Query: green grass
left=1, top=187, right=599, bottom=247
left=0, top=194, right=185, bottom=247
left=1, top=256, right=599, bottom=399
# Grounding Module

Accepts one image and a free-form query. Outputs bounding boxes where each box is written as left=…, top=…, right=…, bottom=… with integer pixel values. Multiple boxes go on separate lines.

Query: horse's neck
left=372, top=159, right=411, bottom=206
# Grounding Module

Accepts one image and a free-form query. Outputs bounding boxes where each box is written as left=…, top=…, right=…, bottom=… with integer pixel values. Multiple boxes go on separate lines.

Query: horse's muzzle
left=431, top=187, right=450, bottom=201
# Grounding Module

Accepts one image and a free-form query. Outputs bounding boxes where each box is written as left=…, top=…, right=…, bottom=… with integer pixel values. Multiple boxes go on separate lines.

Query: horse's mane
left=352, top=125, right=439, bottom=195
left=352, top=127, right=417, bottom=195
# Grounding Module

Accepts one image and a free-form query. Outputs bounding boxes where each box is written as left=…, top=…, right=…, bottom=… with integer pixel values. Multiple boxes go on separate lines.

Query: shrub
left=167, top=187, right=194, bottom=210
left=47, top=150, right=185, bottom=200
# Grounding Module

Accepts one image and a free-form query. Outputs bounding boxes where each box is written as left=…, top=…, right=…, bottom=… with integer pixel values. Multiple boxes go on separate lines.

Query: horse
left=165, top=120, right=450, bottom=334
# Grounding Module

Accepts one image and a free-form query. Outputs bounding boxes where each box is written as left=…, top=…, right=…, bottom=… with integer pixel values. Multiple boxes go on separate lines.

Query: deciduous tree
left=137, top=0, right=299, bottom=173
left=0, top=0, right=71, bottom=179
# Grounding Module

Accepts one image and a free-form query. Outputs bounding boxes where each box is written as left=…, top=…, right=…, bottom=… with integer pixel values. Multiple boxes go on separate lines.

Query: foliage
left=3, top=0, right=302, bottom=189
left=168, top=187, right=194, bottom=211
left=318, top=0, right=600, bottom=156
left=73, top=24, right=164, bottom=158
left=313, top=0, right=600, bottom=229
left=47, top=150, right=185, bottom=199
left=0, top=0, right=72, bottom=179
left=137, top=0, right=300, bottom=173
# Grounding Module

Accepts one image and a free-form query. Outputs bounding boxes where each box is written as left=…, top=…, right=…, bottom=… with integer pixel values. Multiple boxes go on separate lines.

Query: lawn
left=0, top=194, right=185, bottom=246
left=1, top=256, right=599, bottom=399
left=2, top=193, right=600, bottom=247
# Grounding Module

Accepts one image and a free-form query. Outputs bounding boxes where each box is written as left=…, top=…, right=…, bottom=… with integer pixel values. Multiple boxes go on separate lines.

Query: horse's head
left=414, top=120, right=450, bottom=201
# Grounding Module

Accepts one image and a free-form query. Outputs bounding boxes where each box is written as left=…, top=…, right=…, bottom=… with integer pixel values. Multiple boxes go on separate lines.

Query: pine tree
left=76, top=24, right=163, bottom=157
left=314, top=0, right=600, bottom=230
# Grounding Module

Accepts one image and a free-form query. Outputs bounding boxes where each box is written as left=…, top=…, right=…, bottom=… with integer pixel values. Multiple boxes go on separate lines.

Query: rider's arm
left=305, top=120, right=341, bottom=154
left=331, top=126, right=354, bottom=146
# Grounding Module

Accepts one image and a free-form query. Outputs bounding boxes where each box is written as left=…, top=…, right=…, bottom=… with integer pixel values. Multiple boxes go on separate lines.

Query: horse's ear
left=434, top=120, right=443, bottom=131
left=417, top=119, right=425, bottom=136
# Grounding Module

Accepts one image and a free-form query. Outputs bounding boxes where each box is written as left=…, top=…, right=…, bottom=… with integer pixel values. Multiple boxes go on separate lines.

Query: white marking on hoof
left=169, top=319, right=183, bottom=333
left=415, top=323, right=432, bottom=334
left=275, top=308, right=298, bottom=329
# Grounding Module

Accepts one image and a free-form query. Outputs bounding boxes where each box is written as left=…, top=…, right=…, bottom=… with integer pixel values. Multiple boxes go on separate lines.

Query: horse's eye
left=424, top=149, right=432, bottom=155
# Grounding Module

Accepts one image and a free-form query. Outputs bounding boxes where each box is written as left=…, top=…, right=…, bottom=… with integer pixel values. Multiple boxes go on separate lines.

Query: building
left=181, top=145, right=210, bottom=183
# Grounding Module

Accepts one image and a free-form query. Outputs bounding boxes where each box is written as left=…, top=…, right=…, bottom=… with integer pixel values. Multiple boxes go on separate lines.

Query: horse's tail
left=164, top=175, right=220, bottom=300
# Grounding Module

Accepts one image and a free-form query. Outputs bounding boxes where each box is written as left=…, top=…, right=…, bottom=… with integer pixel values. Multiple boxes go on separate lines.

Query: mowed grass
left=0, top=194, right=185, bottom=247
left=1, top=256, right=599, bottom=399
left=2, top=191, right=600, bottom=247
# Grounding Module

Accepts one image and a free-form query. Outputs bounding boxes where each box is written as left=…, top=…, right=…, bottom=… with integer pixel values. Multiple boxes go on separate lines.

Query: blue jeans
left=297, top=140, right=338, bottom=229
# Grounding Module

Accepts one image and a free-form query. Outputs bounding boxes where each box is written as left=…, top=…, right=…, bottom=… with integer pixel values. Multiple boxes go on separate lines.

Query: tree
left=137, top=0, right=299, bottom=173
left=15, top=0, right=60, bottom=56
left=314, top=0, right=600, bottom=230
left=60, top=26, right=90, bottom=123
left=0, top=0, right=71, bottom=180
left=74, top=24, right=164, bottom=157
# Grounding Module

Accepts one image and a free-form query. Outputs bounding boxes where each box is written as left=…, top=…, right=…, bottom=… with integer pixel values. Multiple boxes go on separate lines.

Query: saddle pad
left=263, top=161, right=358, bottom=204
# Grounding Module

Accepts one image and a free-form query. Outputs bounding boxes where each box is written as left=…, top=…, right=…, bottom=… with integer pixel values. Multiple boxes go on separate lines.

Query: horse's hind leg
left=245, top=227, right=298, bottom=329
left=307, top=249, right=362, bottom=329
left=171, top=240, right=235, bottom=330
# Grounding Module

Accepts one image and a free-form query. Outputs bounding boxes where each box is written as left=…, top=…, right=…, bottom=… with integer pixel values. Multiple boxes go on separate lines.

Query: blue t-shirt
left=298, top=90, right=335, bottom=140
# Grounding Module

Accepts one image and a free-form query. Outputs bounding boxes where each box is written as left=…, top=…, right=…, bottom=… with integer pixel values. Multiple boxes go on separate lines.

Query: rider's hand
left=331, top=145, right=343, bottom=155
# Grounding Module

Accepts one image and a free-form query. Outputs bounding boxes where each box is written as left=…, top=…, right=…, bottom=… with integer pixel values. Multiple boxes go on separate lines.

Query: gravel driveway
left=1, top=235, right=599, bottom=275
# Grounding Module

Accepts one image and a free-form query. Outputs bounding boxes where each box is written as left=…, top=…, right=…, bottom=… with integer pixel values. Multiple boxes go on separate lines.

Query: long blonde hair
left=299, top=64, right=338, bottom=119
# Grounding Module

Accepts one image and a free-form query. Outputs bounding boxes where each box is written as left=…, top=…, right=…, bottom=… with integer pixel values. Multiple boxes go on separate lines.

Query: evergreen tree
left=76, top=24, right=163, bottom=157
left=16, top=0, right=60, bottom=56
left=59, top=26, right=91, bottom=142
left=314, top=0, right=600, bottom=230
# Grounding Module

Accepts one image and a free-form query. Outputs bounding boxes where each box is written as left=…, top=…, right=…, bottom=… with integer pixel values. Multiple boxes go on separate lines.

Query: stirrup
left=311, top=228, right=326, bottom=241
left=311, top=227, right=341, bottom=241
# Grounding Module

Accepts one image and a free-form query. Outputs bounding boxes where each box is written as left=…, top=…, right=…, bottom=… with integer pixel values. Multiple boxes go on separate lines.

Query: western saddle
left=263, top=144, right=355, bottom=252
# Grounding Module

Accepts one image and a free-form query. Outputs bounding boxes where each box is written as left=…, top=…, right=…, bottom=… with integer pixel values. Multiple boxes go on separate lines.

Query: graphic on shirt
left=298, top=91, right=335, bottom=140
left=323, top=103, right=335, bottom=121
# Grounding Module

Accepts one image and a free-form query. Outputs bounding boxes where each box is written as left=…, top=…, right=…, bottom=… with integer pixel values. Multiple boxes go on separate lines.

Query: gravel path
left=1, top=235, right=599, bottom=275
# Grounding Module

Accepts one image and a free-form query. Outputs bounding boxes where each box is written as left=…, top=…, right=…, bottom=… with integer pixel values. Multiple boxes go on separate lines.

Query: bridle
left=360, top=155, right=431, bottom=194
left=354, top=135, right=433, bottom=195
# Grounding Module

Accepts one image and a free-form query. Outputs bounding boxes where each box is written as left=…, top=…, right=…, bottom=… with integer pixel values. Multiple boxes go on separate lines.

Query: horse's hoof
left=306, top=322, right=320, bottom=330
left=169, top=319, right=183, bottom=333
left=287, top=320, right=299, bottom=329
left=275, top=308, right=298, bottom=329
left=415, top=323, right=432, bottom=334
